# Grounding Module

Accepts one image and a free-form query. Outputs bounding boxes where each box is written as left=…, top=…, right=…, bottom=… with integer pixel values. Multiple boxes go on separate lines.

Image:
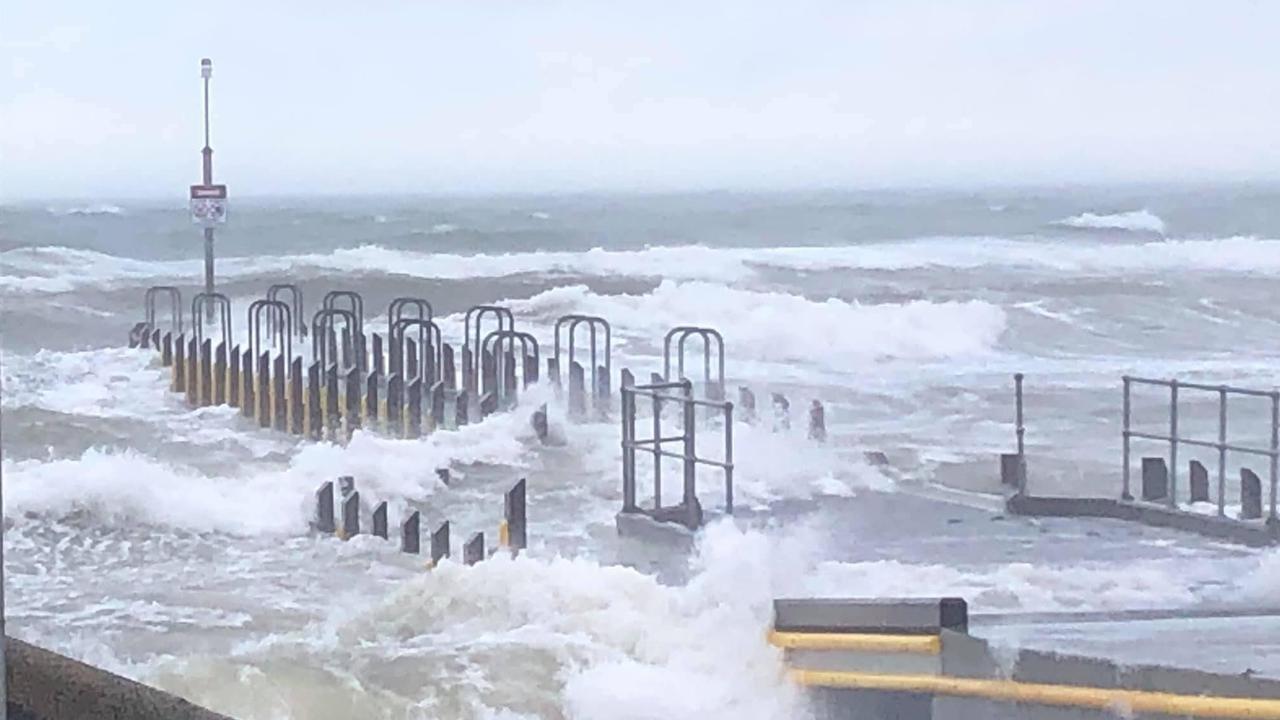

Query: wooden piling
left=401, top=511, right=421, bottom=554
left=288, top=357, right=303, bottom=435
left=463, top=532, right=484, bottom=566
left=150, top=328, right=161, bottom=350
left=364, top=371, right=380, bottom=432
left=345, top=367, right=361, bottom=438
left=429, top=381, right=445, bottom=432
left=738, top=386, right=756, bottom=424
left=371, top=333, right=384, bottom=376
left=372, top=501, right=388, bottom=540
left=213, top=343, right=227, bottom=405
left=341, top=491, right=360, bottom=539
left=455, top=390, right=470, bottom=427
left=1189, top=460, right=1210, bottom=504
left=430, top=521, right=450, bottom=566
left=199, top=339, right=213, bottom=407
left=306, top=362, right=322, bottom=441
left=406, top=379, right=423, bottom=438
left=228, top=344, right=241, bottom=408
left=314, top=481, right=335, bottom=534
left=504, top=478, right=527, bottom=552
left=256, top=352, right=271, bottom=428
left=185, top=337, right=198, bottom=404
left=325, top=365, right=340, bottom=440
left=568, top=361, right=587, bottom=419
left=272, top=355, right=287, bottom=431
left=171, top=335, right=186, bottom=392
left=771, top=392, right=791, bottom=431
left=482, top=349, right=497, bottom=398
left=406, top=338, right=419, bottom=383
left=240, top=349, right=255, bottom=418
left=547, top=357, right=560, bottom=389
left=442, top=344, right=456, bottom=389
left=461, top=347, right=474, bottom=394
left=1242, top=468, right=1263, bottom=519
left=480, top=392, right=497, bottom=418
left=161, top=332, right=173, bottom=367
left=1141, top=457, right=1169, bottom=502
left=524, top=351, right=539, bottom=386
left=808, top=400, right=827, bottom=442
left=387, top=374, right=404, bottom=437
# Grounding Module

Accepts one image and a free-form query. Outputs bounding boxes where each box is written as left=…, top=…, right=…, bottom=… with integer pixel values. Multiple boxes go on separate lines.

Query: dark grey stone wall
left=5, top=636, right=232, bottom=720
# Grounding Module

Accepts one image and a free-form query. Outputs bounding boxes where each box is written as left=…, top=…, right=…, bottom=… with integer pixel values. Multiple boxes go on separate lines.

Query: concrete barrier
left=5, top=636, right=232, bottom=720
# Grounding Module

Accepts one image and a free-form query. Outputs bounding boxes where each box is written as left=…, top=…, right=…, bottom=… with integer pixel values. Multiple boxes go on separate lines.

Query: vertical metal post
left=1218, top=387, right=1228, bottom=517
left=1, top=363, right=8, bottom=715
left=682, top=380, right=696, bottom=507
left=200, top=58, right=216, bottom=317
left=724, top=401, right=734, bottom=514
left=1168, top=380, right=1179, bottom=508
left=622, top=387, right=636, bottom=512
left=1122, top=377, right=1132, bottom=500
left=1014, top=373, right=1026, bottom=494
left=652, top=383, right=662, bottom=509
left=1270, top=392, right=1279, bottom=524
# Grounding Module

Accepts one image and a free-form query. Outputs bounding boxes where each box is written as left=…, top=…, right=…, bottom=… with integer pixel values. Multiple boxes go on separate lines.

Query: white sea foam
left=1052, top=209, right=1166, bottom=234
left=127, top=522, right=810, bottom=720
left=504, top=281, right=1008, bottom=365
left=46, top=203, right=126, bottom=216
left=5, top=235, right=1280, bottom=295
left=0, top=409, right=536, bottom=533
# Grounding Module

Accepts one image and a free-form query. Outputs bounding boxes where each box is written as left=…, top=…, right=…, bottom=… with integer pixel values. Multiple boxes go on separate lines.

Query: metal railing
left=1123, top=376, right=1280, bottom=520
left=621, top=377, right=734, bottom=525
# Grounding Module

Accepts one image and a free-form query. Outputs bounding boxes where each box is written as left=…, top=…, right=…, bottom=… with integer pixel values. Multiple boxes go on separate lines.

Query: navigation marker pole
left=191, top=58, right=228, bottom=318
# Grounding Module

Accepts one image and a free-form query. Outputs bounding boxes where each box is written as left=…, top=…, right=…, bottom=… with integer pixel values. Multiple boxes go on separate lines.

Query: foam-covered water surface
left=3, top=188, right=1280, bottom=717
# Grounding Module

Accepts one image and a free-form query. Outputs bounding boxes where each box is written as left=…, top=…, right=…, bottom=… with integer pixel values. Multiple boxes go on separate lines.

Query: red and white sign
left=189, top=184, right=228, bottom=225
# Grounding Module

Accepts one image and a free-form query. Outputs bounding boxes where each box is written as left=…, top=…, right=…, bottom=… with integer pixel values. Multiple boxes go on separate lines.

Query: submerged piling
left=314, top=481, right=335, bottom=534
left=402, top=511, right=420, bottom=554
left=431, top=521, right=450, bottom=566
left=1142, top=457, right=1169, bottom=502
left=463, top=532, right=484, bottom=566
left=1243, top=468, right=1263, bottom=519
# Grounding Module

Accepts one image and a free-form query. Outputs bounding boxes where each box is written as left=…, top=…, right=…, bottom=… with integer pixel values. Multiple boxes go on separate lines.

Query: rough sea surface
left=3, top=186, right=1280, bottom=718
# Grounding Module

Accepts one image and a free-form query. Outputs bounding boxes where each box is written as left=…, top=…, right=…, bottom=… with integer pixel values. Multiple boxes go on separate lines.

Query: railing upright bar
left=1122, top=376, right=1132, bottom=500
left=1270, top=392, right=1279, bottom=523
left=724, top=401, right=734, bottom=514
left=1218, top=388, right=1228, bottom=517
left=682, top=380, right=696, bottom=507
left=1168, top=379, right=1179, bottom=508
left=652, top=382, right=662, bottom=510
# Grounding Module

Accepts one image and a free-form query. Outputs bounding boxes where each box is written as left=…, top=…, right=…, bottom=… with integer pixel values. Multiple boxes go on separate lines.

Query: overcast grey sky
left=1, top=1, right=1278, bottom=199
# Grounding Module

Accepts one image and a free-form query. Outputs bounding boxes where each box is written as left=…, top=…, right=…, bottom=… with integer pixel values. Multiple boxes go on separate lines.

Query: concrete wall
left=5, top=637, right=232, bottom=720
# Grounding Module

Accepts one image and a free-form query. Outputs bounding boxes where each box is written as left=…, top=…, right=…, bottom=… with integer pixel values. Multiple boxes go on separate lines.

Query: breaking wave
left=506, top=281, right=1007, bottom=365
left=6, top=234, right=1280, bottom=296
left=46, top=203, right=126, bottom=217
left=1052, top=209, right=1166, bottom=234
